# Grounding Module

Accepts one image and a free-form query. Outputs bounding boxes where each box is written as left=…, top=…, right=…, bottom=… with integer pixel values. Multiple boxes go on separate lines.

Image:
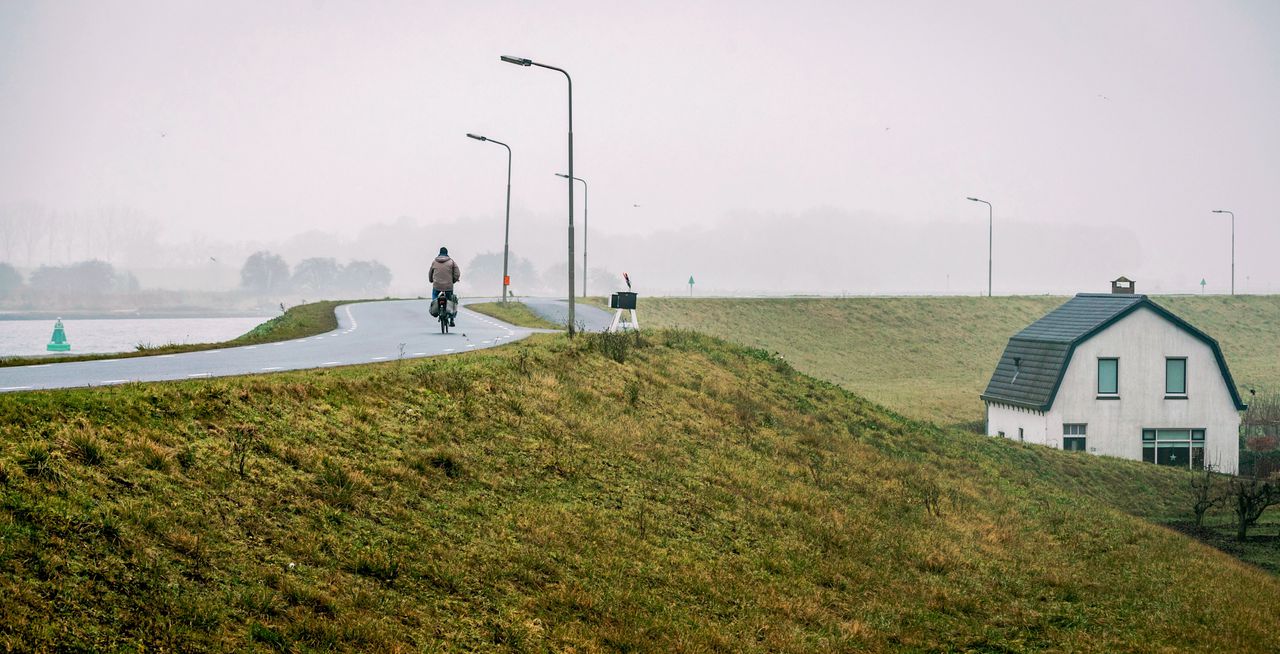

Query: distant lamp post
left=966, top=197, right=993, bottom=297
left=556, top=173, right=588, bottom=297
left=503, top=54, right=576, bottom=334
left=466, top=133, right=513, bottom=303
left=1211, top=209, right=1235, bottom=295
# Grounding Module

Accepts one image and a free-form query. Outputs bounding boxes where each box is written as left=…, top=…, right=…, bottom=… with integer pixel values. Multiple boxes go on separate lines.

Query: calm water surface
left=0, top=316, right=272, bottom=357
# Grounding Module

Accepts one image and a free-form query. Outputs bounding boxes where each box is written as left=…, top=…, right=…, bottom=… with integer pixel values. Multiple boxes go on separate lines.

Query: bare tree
left=1189, top=462, right=1226, bottom=529
left=1227, top=475, right=1280, bottom=542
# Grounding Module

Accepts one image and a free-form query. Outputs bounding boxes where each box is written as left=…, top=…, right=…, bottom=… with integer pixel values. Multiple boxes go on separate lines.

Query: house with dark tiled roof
left=982, top=284, right=1246, bottom=473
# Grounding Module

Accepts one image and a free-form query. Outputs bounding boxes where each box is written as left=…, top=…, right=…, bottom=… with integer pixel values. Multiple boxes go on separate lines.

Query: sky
left=1, top=0, right=1278, bottom=295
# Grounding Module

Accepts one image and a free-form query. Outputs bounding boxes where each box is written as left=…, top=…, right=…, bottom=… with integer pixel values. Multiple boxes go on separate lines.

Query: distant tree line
left=0, top=260, right=139, bottom=303
left=239, top=251, right=392, bottom=298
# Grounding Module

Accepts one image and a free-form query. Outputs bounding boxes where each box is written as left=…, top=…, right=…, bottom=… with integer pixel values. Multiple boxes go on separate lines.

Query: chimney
left=1111, top=276, right=1135, bottom=294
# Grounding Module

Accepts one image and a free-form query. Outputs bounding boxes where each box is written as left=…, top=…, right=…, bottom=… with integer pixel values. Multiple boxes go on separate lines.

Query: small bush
left=176, top=445, right=197, bottom=471
left=250, top=622, right=289, bottom=650
left=316, top=460, right=363, bottom=509
left=19, top=445, right=64, bottom=483
left=624, top=379, right=642, bottom=407
left=428, top=450, right=462, bottom=479
left=593, top=331, right=633, bottom=364
left=140, top=443, right=172, bottom=472
left=348, top=548, right=402, bottom=584
left=69, top=432, right=107, bottom=466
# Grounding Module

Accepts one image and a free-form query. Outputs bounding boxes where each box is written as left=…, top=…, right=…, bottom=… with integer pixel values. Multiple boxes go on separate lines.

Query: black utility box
left=610, top=292, right=638, bottom=310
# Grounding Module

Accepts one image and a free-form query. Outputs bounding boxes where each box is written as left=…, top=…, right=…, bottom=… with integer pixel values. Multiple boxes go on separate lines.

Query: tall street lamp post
left=502, top=55, right=576, bottom=335
left=967, top=197, right=993, bottom=297
left=466, top=133, right=512, bottom=303
left=556, top=173, right=588, bottom=297
left=1211, top=209, right=1235, bottom=295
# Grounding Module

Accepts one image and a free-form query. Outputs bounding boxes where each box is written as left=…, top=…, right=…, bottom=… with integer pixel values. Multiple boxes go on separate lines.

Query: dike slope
left=1, top=330, right=1278, bottom=652
left=628, top=295, right=1280, bottom=426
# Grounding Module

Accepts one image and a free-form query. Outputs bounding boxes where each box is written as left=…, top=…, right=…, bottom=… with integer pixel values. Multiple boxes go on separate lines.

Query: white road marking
left=444, top=348, right=455, bottom=353
left=321, top=361, right=341, bottom=366
left=187, top=373, right=211, bottom=378
left=260, top=367, right=283, bottom=371
left=465, top=344, right=475, bottom=348
left=31, top=364, right=52, bottom=368
left=101, top=379, right=129, bottom=385
left=1, top=386, right=33, bottom=391
left=206, top=350, right=223, bottom=354
left=412, top=352, right=426, bottom=356
left=370, top=356, right=387, bottom=361
left=245, top=346, right=257, bottom=350
left=158, top=354, right=176, bottom=358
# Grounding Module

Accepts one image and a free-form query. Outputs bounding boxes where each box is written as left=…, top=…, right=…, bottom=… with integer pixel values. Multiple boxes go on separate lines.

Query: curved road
left=0, top=300, right=536, bottom=393
left=520, top=298, right=616, bottom=332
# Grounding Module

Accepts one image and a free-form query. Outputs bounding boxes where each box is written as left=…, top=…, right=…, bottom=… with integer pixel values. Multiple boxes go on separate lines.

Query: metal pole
left=466, top=133, right=512, bottom=303
left=967, top=197, right=993, bottom=297
left=558, top=173, right=588, bottom=297
left=503, top=143, right=512, bottom=303
left=503, top=56, right=575, bottom=334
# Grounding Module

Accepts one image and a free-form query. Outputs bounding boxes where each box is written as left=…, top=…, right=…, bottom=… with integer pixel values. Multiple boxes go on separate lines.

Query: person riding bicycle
left=429, top=246, right=461, bottom=327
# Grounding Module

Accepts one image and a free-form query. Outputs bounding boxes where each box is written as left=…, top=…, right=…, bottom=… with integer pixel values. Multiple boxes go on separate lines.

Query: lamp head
left=1212, top=209, right=1228, bottom=214
left=501, top=55, right=533, bottom=66
left=555, top=173, right=569, bottom=179
left=466, top=133, right=487, bottom=141
left=966, top=197, right=981, bottom=202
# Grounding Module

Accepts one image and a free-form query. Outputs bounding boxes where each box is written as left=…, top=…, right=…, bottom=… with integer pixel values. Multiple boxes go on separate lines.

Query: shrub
left=69, top=432, right=107, bottom=466
left=19, top=445, right=64, bottom=483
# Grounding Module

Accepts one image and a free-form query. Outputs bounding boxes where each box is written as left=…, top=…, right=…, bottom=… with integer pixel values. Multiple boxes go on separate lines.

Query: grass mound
left=632, top=295, right=1280, bottom=426
left=468, top=301, right=562, bottom=329
left=0, top=300, right=347, bottom=368
left=1, top=331, right=1278, bottom=651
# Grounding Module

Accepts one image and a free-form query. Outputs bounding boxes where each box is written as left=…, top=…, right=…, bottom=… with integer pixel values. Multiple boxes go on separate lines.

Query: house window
left=1097, top=358, right=1119, bottom=396
left=1063, top=423, right=1086, bottom=451
left=1141, top=429, right=1205, bottom=470
left=1166, top=358, right=1187, bottom=396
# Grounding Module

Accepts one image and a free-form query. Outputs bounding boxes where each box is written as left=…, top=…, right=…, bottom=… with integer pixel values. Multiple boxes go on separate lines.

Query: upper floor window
left=1097, top=358, right=1119, bottom=396
left=1166, top=358, right=1187, bottom=396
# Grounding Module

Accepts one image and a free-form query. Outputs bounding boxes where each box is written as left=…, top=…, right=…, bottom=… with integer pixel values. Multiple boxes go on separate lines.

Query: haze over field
left=2, top=1, right=1278, bottom=296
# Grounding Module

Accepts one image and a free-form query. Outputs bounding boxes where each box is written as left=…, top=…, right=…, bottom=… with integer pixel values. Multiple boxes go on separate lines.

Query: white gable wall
left=986, top=306, right=1241, bottom=473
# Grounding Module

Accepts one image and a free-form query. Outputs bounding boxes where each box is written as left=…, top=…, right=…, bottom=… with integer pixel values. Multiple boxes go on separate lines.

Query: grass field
left=2, top=330, right=1279, bottom=651
left=631, top=295, right=1280, bottom=426
left=0, top=300, right=345, bottom=368
left=468, top=301, right=562, bottom=330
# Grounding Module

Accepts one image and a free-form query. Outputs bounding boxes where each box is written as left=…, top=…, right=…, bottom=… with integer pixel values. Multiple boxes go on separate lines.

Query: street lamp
left=1211, top=209, right=1235, bottom=295
left=967, top=196, right=993, bottom=297
left=556, top=173, right=588, bottom=297
left=467, top=133, right=513, bottom=303
left=502, top=54, right=576, bottom=335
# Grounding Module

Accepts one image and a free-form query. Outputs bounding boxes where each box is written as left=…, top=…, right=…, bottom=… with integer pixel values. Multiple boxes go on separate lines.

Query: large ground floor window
left=1141, top=429, right=1205, bottom=469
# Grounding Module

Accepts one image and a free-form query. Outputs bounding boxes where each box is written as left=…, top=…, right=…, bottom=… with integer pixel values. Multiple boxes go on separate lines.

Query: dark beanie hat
left=439, top=247, right=448, bottom=256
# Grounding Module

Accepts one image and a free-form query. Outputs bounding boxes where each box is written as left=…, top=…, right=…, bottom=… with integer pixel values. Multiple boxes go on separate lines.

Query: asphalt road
left=0, top=300, right=534, bottom=394
left=520, top=298, right=616, bottom=332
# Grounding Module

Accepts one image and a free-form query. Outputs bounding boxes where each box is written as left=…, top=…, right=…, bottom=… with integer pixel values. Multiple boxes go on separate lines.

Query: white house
left=981, top=287, right=1247, bottom=473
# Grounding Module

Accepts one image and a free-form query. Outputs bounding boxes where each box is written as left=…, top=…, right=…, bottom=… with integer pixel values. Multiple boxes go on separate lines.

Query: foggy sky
left=1, top=1, right=1278, bottom=296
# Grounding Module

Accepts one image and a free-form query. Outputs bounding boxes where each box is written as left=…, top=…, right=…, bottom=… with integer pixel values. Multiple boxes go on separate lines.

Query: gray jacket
left=429, top=255, right=460, bottom=291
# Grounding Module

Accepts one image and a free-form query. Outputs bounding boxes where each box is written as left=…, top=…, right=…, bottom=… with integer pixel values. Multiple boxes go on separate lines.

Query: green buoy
left=47, top=318, right=71, bottom=352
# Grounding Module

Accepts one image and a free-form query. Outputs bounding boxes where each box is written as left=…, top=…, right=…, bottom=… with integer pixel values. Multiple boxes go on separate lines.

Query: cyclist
left=429, top=246, right=461, bottom=327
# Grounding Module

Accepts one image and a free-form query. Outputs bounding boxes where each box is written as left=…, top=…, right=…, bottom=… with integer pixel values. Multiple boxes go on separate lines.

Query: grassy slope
left=633, top=295, right=1280, bottom=426
left=468, top=301, right=562, bottom=330
left=0, top=301, right=345, bottom=368
left=2, top=331, right=1279, bottom=651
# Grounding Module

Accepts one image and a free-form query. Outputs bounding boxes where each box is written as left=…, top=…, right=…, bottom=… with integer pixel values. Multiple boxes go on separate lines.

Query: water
left=0, top=316, right=272, bottom=357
